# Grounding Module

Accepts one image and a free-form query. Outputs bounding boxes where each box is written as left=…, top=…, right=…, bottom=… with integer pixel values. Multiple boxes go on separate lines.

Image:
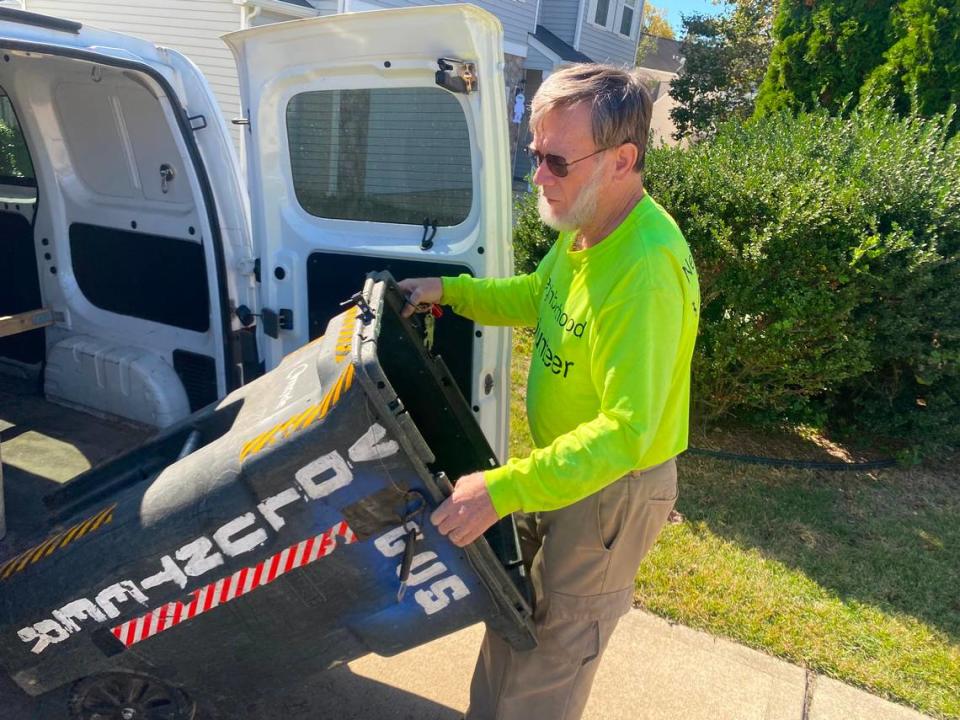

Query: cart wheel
left=68, top=672, right=195, bottom=720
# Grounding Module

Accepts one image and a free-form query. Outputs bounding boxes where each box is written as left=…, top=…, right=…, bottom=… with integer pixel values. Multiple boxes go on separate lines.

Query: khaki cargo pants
left=466, top=458, right=678, bottom=720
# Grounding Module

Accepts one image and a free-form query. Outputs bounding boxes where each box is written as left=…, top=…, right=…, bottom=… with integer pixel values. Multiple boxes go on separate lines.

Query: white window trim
left=585, top=0, right=640, bottom=39
left=614, top=0, right=639, bottom=40
left=586, top=0, right=614, bottom=32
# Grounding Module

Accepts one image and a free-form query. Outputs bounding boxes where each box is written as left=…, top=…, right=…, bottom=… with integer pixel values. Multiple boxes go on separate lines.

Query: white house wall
left=359, top=0, right=536, bottom=54
left=24, top=0, right=244, bottom=139
left=537, top=0, right=579, bottom=45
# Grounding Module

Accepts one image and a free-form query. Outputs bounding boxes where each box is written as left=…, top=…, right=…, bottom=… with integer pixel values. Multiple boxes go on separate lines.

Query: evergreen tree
left=862, top=0, right=960, bottom=126
left=756, top=0, right=959, bottom=129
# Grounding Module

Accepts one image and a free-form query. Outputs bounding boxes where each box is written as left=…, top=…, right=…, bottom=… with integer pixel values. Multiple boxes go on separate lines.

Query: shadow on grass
left=675, top=426, right=960, bottom=644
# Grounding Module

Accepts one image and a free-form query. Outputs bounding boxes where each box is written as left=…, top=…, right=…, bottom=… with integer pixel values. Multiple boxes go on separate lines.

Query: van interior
left=0, top=45, right=520, bottom=585
left=0, top=48, right=224, bottom=545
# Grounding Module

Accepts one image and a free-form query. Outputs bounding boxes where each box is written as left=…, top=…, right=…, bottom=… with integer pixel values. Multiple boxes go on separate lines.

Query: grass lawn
left=508, top=329, right=960, bottom=719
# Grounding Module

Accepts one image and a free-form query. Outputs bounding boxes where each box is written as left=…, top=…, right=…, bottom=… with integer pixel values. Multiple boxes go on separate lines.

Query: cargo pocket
left=536, top=588, right=632, bottom=665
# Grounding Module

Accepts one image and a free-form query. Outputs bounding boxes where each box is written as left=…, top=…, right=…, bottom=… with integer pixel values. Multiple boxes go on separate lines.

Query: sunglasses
left=526, top=146, right=610, bottom=178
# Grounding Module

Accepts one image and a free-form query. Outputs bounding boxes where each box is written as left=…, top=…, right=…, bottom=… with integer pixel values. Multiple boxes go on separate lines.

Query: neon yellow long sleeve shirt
left=441, top=193, right=700, bottom=517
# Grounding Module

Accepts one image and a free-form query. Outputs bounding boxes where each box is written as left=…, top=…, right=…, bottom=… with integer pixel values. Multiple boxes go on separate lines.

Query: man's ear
left=612, top=143, right=640, bottom=179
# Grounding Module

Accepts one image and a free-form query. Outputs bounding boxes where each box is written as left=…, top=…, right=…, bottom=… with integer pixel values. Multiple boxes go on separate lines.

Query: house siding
left=22, top=0, right=313, bottom=154
left=537, top=0, right=579, bottom=45
left=577, top=2, right=639, bottom=65
left=251, top=9, right=303, bottom=25
left=363, top=0, right=537, bottom=51
left=24, top=0, right=244, bottom=133
left=525, top=45, right=554, bottom=72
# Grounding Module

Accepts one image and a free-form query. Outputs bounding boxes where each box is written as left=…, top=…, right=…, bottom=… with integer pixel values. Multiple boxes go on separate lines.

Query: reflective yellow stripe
left=1, top=552, right=27, bottom=579
left=89, top=503, right=117, bottom=532
left=332, top=366, right=352, bottom=405
left=319, top=392, right=332, bottom=418
left=239, top=436, right=259, bottom=462
left=57, top=520, right=86, bottom=549
left=0, top=503, right=118, bottom=580
left=33, top=532, right=69, bottom=562
left=297, top=402, right=324, bottom=431
left=239, top=309, right=358, bottom=464
left=276, top=409, right=309, bottom=441
left=70, top=511, right=102, bottom=544
left=249, top=425, right=281, bottom=457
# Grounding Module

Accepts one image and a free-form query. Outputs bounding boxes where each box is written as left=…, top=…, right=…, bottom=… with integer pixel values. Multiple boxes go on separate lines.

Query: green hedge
left=512, top=108, right=960, bottom=455
left=0, top=119, right=33, bottom=180
left=513, top=183, right=558, bottom=275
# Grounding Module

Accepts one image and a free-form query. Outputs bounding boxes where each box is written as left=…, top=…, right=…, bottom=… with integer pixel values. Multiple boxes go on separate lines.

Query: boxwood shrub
left=512, top=108, right=960, bottom=455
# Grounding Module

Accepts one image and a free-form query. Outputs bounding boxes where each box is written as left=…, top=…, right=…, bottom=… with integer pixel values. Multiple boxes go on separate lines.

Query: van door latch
left=435, top=58, right=477, bottom=95
left=159, top=164, right=175, bottom=194
left=235, top=305, right=293, bottom=337
left=261, top=308, right=294, bottom=338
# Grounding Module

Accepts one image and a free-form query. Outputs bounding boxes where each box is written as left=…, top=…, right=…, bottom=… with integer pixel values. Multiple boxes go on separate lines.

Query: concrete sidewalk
left=0, top=610, right=936, bottom=719
left=306, top=609, right=934, bottom=720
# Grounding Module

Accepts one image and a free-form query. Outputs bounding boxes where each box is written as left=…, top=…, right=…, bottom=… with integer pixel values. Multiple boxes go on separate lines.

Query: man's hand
left=397, top=277, right=443, bottom=318
left=431, top=472, right=499, bottom=547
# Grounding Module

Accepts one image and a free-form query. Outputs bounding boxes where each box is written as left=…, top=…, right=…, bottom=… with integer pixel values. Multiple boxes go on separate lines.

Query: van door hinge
left=436, top=58, right=477, bottom=95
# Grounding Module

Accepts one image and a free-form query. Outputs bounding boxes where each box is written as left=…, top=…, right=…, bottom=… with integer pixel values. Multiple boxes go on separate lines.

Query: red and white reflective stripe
left=110, top=521, right=357, bottom=648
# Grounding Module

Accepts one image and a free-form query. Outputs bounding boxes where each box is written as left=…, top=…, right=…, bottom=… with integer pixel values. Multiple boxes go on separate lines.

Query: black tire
left=68, top=672, right=196, bottom=720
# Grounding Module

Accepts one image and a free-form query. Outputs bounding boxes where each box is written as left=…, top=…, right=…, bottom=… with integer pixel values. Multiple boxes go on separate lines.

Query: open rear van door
left=225, top=5, right=513, bottom=459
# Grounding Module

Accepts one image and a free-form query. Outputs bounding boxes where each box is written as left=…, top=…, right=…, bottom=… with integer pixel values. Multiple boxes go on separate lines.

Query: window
left=619, top=0, right=636, bottom=36
left=593, top=0, right=611, bottom=27
left=589, top=0, right=638, bottom=38
left=286, top=87, right=473, bottom=227
left=0, top=90, right=36, bottom=185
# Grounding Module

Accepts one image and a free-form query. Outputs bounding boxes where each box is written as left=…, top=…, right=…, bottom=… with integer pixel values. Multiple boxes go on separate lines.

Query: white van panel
left=46, top=335, right=191, bottom=427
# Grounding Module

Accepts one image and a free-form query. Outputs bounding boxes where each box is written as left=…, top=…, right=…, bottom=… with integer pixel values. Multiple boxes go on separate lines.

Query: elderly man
left=398, top=63, right=700, bottom=720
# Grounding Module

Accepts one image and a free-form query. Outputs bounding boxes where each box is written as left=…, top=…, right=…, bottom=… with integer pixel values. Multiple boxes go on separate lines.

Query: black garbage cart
left=0, top=273, right=535, bottom=718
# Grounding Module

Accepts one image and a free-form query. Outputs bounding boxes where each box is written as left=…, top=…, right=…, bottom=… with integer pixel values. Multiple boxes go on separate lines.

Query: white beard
left=537, top=160, right=607, bottom=233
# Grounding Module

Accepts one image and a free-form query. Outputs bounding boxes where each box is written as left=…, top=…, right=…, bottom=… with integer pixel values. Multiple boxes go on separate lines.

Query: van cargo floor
left=0, top=375, right=152, bottom=543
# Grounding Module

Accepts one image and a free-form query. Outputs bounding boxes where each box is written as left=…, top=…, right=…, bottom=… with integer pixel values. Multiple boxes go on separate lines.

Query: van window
left=286, top=88, right=472, bottom=227
left=0, top=91, right=36, bottom=185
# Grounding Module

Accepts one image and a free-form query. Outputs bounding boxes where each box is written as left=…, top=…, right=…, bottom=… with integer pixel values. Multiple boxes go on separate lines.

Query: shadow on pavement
left=228, top=664, right=463, bottom=720
left=0, top=664, right=463, bottom=720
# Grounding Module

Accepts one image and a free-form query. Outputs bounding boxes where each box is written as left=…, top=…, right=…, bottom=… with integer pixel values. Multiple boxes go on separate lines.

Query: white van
left=0, top=6, right=523, bottom=717
left=0, top=3, right=511, bottom=448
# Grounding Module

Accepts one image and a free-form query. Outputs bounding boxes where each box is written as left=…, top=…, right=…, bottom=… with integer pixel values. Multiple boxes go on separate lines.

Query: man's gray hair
left=530, top=63, right=653, bottom=172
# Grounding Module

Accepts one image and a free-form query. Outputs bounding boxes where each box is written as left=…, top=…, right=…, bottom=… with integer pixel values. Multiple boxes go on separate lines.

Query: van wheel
left=68, top=672, right=196, bottom=720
